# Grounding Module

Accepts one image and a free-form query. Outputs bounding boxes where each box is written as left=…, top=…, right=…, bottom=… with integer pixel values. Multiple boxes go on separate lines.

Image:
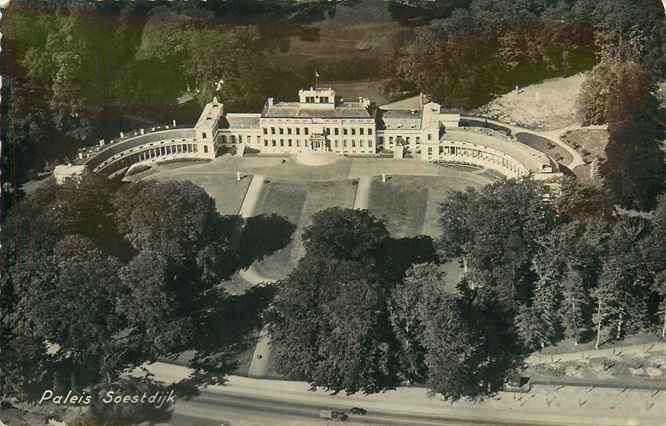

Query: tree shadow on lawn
left=237, top=213, right=297, bottom=269
left=377, top=235, right=438, bottom=281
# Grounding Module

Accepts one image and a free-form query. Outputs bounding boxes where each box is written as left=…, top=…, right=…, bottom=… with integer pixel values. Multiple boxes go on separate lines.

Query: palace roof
left=224, top=113, right=261, bottom=129
left=262, top=101, right=371, bottom=119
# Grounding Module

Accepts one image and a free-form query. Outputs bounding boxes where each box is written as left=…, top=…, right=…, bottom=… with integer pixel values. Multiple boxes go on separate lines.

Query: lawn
left=367, top=174, right=489, bottom=239
left=150, top=172, right=252, bottom=216
left=250, top=180, right=356, bottom=280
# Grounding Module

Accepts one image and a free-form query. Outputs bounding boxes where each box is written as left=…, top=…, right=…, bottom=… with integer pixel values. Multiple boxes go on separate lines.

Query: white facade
left=215, top=88, right=560, bottom=181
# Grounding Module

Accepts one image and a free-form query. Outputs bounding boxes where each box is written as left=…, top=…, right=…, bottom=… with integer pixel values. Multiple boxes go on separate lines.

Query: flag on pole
left=315, top=70, right=320, bottom=89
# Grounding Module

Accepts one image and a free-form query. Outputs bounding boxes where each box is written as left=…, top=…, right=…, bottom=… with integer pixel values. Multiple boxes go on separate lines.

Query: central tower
left=298, top=87, right=336, bottom=111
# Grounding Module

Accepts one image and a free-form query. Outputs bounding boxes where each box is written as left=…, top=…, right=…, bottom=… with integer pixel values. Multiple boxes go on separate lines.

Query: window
left=279, top=128, right=284, bottom=135
left=334, top=141, right=339, bottom=147
left=203, top=145, right=208, bottom=153
left=288, top=128, right=292, bottom=135
left=272, top=140, right=276, bottom=147
left=360, top=128, right=364, bottom=135
left=368, top=140, right=373, bottom=147
left=427, top=134, right=432, bottom=141
left=280, top=139, right=284, bottom=147
left=389, top=137, right=394, bottom=144
left=368, top=129, right=373, bottom=135
left=343, top=128, right=348, bottom=135
left=288, top=139, right=292, bottom=147
left=297, top=140, right=300, bottom=147
left=406, top=137, right=410, bottom=144
left=263, top=128, right=268, bottom=135
left=247, top=135, right=251, bottom=143
left=264, top=140, right=268, bottom=147
left=352, top=140, right=356, bottom=147
left=194, top=145, right=198, bottom=152
left=334, top=128, right=339, bottom=136
left=221, top=135, right=227, bottom=143
left=360, top=140, right=364, bottom=148
left=296, top=128, right=300, bottom=135
left=416, top=137, right=421, bottom=144
left=202, top=132, right=207, bottom=139
left=351, top=128, right=356, bottom=136
left=343, top=140, right=347, bottom=147
left=305, top=128, right=309, bottom=135
left=271, top=127, right=275, bottom=134
left=428, top=147, right=433, bottom=155
left=256, top=136, right=261, bottom=144
left=379, top=136, right=384, bottom=144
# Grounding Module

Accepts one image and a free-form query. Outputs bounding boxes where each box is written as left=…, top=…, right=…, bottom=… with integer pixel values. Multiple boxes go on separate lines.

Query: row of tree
left=267, top=179, right=666, bottom=399
left=389, top=0, right=665, bottom=108
left=0, top=176, right=272, bottom=415
left=576, top=37, right=665, bottom=211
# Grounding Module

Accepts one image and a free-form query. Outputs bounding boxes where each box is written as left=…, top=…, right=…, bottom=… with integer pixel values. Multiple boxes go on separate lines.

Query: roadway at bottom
left=168, top=390, right=554, bottom=426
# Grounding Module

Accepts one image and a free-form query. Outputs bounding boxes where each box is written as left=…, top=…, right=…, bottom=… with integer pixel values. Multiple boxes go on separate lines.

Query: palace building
left=70, top=87, right=561, bottom=184
left=218, top=87, right=559, bottom=181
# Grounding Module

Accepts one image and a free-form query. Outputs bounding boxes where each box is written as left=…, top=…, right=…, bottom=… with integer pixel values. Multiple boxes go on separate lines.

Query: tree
left=600, top=62, right=664, bottom=211
left=576, top=63, right=613, bottom=125
left=515, top=270, right=562, bottom=350
left=136, top=8, right=269, bottom=110
left=391, top=263, right=522, bottom=399
left=438, top=179, right=557, bottom=310
left=302, top=207, right=390, bottom=262
left=642, top=195, right=666, bottom=338
left=16, top=235, right=125, bottom=389
left=592, top=219, right=652, bottom=348
left=268, top=257, right=401, bottom=394
left=556, top=176, right=614, bottom=223
left=113, top=180, right=237, bottom=282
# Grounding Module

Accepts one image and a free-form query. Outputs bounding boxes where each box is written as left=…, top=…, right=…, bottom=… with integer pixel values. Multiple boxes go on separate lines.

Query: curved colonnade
left=82, top=128, right=215, bottom=177
left=427, top=128, right=561, bottom=181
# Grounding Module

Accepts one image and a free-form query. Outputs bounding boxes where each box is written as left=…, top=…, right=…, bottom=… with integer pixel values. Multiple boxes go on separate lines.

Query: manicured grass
left=151, top=173, right=252, bottom=216
left=251, top=180, right=357, bottom=280
left=252, top=183, right=308, bottom=280
left=367, top=175, right=488, bottom=239
left=367, top=177, right=428, bottom=238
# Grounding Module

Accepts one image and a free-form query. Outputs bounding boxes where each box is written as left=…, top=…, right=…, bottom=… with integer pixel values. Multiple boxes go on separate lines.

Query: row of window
left=263, top=139, right=374, bottom=148
left=305, top=96, right=329, bottom=103
left=221, top=135, right=260, bottom=144
left=263, top=127, right=373, bottom=136
left=378, top=134, right=432, bottom=145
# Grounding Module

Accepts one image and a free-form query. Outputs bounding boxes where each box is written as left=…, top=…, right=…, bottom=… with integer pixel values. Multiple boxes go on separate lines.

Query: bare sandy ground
left=477, top=73, right=587, bottom=130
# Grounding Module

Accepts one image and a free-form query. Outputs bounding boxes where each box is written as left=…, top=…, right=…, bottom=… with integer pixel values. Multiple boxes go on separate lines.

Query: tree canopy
left=0, top=176, right=261, bottom=403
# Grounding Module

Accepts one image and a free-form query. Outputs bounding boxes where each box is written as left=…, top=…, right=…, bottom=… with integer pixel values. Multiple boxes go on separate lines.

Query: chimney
left=267, top=97, right=274, bottom=108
